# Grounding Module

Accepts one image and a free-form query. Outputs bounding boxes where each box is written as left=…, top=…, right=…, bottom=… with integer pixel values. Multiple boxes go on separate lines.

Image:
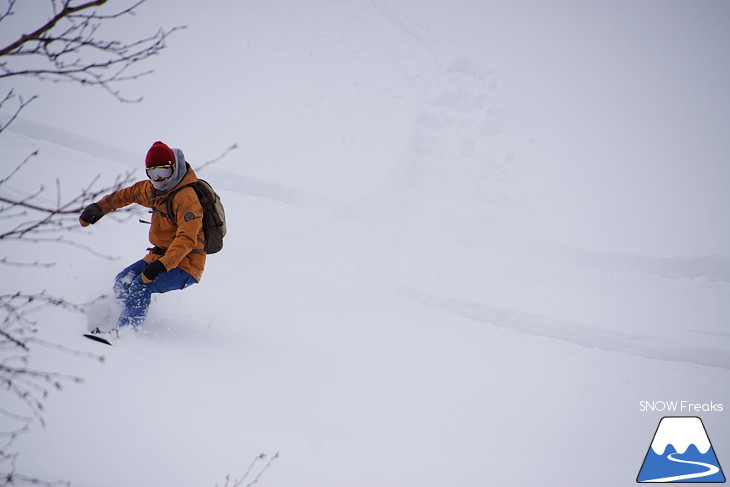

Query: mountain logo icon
left=637, top=416, right=725, bottom=483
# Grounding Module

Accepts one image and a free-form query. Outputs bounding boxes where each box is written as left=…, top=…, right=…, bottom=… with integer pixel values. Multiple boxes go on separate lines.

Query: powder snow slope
left=3, top=1, right=730, bottom=486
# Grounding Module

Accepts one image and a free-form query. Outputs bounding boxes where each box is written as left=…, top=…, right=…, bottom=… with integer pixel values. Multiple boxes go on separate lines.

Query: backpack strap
left=147, top=245, right=205, bottom=255
left=165, top=183, right=195, bottom=221
left=162, top=182, right=207, bottom=253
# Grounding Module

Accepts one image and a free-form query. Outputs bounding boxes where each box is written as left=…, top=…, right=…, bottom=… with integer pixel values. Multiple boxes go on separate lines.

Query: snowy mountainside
left=3, top=0, right=730, bottom=486
left=4, top=116, right=729, bottom=487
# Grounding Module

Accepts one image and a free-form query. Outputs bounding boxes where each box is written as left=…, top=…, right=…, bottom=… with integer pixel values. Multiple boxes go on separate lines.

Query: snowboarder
left=79, top=141, right=205, bottom=328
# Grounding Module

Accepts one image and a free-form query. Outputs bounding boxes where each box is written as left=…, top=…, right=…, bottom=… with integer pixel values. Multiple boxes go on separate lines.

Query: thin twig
left=196, top=143, right=239, bottom=172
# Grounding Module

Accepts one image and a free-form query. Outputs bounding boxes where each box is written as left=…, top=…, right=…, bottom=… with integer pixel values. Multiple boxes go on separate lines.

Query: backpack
left=166, top=179, right=226, bottom=254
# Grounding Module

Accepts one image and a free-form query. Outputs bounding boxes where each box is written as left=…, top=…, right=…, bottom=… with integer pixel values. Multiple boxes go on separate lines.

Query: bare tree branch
left=0, top=1, right=107, bottom=57
left=0, top=159, right=137, bottom=247
left=0, top=290, right=104, bottom=484
left=197, top=143, right=240, bottom=173
left=0, top=258, right=55, bottom=268
left=0, top=2, right=182, bottom=484
left=0, top=0, right=184, bottom=102
left=0, top=0, right=17, bottom=25
left=0, top=92, right=37, bottom=136
left=217, top=452, right=280, bottom=487
left=0, top=149, right=38, bottom=186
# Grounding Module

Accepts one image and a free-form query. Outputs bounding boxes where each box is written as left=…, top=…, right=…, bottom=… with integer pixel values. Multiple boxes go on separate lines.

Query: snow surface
left=2, top=1, right=730, bottom=486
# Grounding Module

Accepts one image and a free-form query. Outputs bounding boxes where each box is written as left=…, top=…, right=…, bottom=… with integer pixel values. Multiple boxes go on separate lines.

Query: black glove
left=142, top=260, right=167, bottom=283
left=79, top=203, right=104, bottom=227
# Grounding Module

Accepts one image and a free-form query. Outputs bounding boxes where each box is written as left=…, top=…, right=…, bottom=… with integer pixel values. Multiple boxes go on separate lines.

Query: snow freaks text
left=639, top=401, right=724, bottom=413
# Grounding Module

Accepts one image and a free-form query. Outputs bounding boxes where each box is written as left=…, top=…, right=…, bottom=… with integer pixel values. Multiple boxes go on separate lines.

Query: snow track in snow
left=397, top=285, right=730, bottom=370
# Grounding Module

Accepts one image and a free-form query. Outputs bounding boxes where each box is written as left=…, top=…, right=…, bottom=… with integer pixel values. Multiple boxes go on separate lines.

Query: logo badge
left=637, top=416, right=725, bottom=483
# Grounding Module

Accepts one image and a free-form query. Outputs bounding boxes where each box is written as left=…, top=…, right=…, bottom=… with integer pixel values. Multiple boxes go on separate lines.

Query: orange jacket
left=97, top=165, right=206, bottom=281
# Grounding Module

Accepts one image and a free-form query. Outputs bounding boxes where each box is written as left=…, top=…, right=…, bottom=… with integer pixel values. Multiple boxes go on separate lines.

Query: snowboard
left=83, top=333, right=113, bottom=346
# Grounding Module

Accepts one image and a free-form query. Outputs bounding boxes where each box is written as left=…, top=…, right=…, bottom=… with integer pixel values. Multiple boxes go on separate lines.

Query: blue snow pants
left=114, top=259, right=198, bottom=327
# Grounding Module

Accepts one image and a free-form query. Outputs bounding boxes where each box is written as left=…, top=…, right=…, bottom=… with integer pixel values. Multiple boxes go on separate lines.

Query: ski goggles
left=146, top=164, right=174, bottom=182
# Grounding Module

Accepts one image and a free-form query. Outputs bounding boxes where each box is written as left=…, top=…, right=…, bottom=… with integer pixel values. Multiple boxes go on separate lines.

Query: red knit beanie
left=145, top=141, right=175, bottom=168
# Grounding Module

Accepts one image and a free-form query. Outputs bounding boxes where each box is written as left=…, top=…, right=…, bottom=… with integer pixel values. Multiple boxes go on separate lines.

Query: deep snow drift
left=2, top=1, right=730, bottom=486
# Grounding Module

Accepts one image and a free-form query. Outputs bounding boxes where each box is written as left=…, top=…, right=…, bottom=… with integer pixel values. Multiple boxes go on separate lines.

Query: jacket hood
left=151, top=148, right=187, bottom=192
